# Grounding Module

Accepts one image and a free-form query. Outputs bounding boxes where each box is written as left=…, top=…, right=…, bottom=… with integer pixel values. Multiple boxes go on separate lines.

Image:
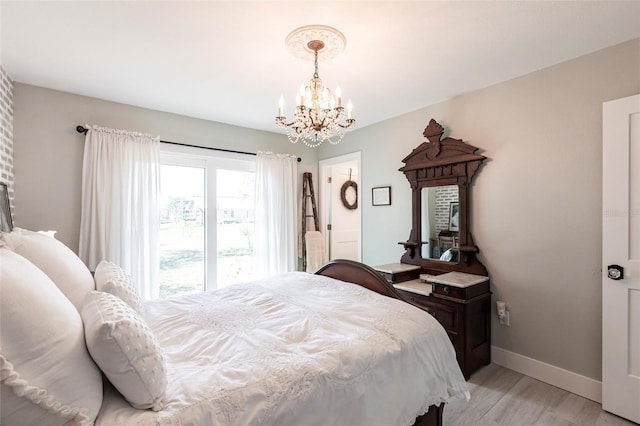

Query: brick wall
left=435, top=185, right=458, bottom=233
left=0, top=64, right=14, bottom=219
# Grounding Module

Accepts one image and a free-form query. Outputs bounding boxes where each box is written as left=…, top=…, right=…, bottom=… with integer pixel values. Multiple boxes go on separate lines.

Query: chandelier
left=275, top=25, right=356, bottom=148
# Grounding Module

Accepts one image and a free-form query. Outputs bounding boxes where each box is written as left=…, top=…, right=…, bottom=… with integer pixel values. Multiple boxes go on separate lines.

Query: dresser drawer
left=379, top=269, right=419, bottom=284
left=432, top=281, right=490, bottom=300
left=401, top=292, right=459, bottom=331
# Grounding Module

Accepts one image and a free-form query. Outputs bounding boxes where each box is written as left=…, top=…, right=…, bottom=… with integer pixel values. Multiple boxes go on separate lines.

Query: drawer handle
left=443, top=286, right=450, bottom=295
left=427, top=308, right=436, bottom=317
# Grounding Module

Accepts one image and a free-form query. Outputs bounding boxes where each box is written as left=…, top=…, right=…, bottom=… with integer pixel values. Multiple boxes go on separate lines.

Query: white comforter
left=96, top=272, right=469, bottom=426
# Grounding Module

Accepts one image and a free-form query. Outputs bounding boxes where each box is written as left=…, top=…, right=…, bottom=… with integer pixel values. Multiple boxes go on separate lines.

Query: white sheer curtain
left=254, top=152, right=299, bottom=278
left=79, top=125, right=160, bottom=300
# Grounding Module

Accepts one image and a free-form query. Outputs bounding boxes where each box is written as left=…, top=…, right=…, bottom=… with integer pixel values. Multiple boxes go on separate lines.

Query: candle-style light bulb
left=278, top=96, right=284, bottom=117
left=347, top=100, right=353, bottom=119
left=335, top=86, right=342, bottom=107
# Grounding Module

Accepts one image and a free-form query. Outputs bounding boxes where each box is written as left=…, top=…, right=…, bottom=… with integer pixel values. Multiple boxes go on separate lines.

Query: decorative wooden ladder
left=301, top=172, right=320, bottom=271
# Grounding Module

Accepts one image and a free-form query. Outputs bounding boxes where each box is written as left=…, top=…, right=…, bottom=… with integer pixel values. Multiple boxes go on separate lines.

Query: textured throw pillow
left=0, top=227, right=94, bottom=310
left=82, top=291, right=167, bottom=411
left=0, top=249, right=103, bottom=426
left=94, top=260, right=144, bottom=315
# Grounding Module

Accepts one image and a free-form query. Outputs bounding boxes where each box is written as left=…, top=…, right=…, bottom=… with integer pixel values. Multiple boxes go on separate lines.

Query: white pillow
left=0, top=249, right=103, bottom=426
left=0, top=228, right=94, bottom=310
left=94, top=260, right=144, bottom=315
left=82, top=291, right=167, bottom=411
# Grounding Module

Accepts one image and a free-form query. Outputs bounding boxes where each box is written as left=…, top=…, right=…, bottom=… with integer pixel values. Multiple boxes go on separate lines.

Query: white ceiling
left=2, top=1, right=639, bottom=133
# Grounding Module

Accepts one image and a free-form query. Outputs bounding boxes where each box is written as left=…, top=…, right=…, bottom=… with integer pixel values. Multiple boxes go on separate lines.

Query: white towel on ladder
left=305, top=231, right=326, bottom=272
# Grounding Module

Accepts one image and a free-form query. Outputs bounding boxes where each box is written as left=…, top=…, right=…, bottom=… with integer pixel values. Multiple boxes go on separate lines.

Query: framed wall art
left=448, top=201, right=459, bottom=232
left=372, top=186, right=391, bottom=206
left=0, top=182, right=13, bottom=232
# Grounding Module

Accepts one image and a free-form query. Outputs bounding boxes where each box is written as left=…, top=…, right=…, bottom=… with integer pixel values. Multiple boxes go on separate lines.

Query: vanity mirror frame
left=399, top=119, right=487, bottom=275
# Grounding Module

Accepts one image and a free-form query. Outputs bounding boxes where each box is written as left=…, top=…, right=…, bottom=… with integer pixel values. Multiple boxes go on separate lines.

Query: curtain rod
left=75, top=125, right=302, bottom=162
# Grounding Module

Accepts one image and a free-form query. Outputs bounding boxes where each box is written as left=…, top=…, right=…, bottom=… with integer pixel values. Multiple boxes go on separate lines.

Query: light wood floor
left=444, top=363, right=638, bottom=426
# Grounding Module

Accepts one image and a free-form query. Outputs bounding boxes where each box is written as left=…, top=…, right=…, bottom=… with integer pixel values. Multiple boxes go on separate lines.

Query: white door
left=319, top=153, right=362, bottom=262
left=329, top=164, right=359, bottom=260
left=602, top=94, right=640, bottom=423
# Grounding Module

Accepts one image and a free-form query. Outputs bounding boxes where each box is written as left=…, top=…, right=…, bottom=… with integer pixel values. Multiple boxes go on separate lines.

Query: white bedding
left=96, top=272, right=469, bottom=426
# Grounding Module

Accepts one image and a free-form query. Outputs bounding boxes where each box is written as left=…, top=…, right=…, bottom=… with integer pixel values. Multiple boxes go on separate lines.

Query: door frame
left=319, top=151, right=362, bottom=262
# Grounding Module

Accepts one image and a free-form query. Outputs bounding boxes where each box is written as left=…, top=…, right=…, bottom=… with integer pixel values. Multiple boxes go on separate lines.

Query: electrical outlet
left=499, top=311, right=510, bottom=326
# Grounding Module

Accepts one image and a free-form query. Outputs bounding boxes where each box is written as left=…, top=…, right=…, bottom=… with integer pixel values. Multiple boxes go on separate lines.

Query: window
left=159, top=149, right=256, bottom=297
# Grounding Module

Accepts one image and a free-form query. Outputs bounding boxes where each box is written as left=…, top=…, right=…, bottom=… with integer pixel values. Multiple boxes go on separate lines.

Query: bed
left=0, top=228, right=468, bottom=426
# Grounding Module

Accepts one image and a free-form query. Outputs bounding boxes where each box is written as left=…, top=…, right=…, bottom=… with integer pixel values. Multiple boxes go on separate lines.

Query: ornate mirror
left=399, top=119, right=487, bottom=275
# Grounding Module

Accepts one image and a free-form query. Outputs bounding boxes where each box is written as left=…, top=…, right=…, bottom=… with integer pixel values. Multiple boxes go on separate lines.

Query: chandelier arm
left=275, top=117, right=298, bottom=127
left=337, top=121, right=356, bottom=129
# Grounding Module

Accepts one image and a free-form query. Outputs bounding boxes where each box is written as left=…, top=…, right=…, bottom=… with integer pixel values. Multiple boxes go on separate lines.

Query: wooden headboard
left=315, top=259, right=407, bottom=301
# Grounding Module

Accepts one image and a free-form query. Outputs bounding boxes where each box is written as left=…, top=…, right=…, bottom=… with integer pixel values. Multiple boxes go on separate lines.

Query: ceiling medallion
left=275, top=25, right=356, bottom=148
left=285, top=25, right=346, bottom=62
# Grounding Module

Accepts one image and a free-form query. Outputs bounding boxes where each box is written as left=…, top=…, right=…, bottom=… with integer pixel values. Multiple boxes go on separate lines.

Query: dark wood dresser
left=374, top=263, right=491, bottom=380
left=384, top=119, right=492, bottom=380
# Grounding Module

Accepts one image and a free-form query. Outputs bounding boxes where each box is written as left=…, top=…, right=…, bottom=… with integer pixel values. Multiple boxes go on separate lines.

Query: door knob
left=607, top=264, right=624, bottom=280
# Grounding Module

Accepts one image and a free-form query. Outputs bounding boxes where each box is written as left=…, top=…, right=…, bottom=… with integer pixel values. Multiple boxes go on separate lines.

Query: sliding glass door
left=159, top=157, right=206, bottom=297
left=216, top=169, right=256, bottom=288
left=159, top=150, right=255, bottom=297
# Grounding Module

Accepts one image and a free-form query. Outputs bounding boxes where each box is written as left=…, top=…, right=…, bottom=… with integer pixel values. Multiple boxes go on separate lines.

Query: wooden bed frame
left=315, top=259, right=445, bottom=426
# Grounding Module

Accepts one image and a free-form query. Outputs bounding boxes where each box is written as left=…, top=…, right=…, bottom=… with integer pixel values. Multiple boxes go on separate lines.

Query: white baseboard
left=491, top=346, right=602, bottom=403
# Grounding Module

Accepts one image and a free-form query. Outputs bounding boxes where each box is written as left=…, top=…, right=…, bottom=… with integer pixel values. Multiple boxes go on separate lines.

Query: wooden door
left=602, top=94, right=640, bottom=423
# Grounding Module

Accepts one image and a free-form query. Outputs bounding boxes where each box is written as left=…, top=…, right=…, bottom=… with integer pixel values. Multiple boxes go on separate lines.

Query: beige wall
left=12, top=85, right=317, bottom=251
left=12, top=38, right=639, bottom=382
left=319, top=38, right=640, bottom=381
